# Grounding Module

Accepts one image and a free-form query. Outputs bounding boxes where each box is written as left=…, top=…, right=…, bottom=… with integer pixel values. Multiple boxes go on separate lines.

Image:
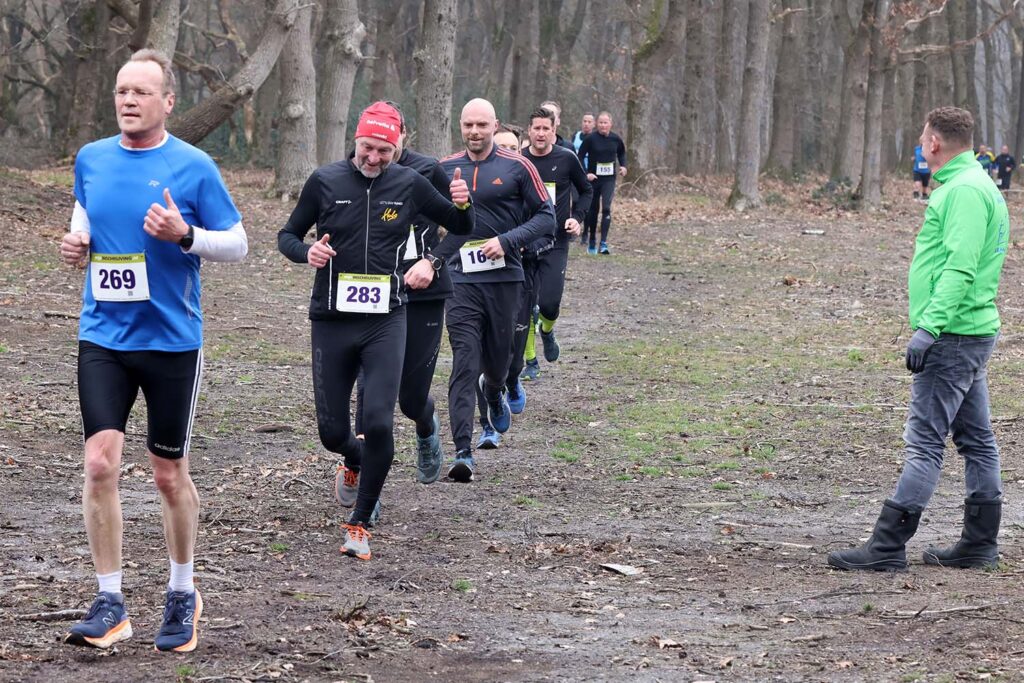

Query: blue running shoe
left=599, top=242, right=611, bottom=255
left=478, top=375, right=512, bottom=433
left=540, top=328, right=560, bottom=362
left=154, top=589, right=203, bottom=652
left=507, top=379, right=526, bottom=414
left=448, top=449, right=476, bottom=482
left=520, top=358, right=540, bottom=381
left=477, top=426, right=501, bottom=449
left=587, top=244, right=597, bottom=255
left=65, top=591, right=132, bottom=649
left=416, top=411, right=443, bottom=484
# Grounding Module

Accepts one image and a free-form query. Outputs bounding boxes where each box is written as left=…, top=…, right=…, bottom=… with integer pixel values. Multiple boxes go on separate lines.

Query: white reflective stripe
left=184, top=223, right=248, bottom=262
left=183, top=348, right=203, bottom=458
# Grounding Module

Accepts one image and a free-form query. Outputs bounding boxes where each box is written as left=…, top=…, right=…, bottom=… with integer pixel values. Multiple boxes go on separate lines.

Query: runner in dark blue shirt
left=577, top=111, right=627, bottom=254
left=995, top=145, right=1016, bottom=192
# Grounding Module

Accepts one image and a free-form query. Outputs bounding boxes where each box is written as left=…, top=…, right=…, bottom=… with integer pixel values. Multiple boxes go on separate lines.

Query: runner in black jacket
left=434, top=97, right=556, bottom=481
left=577, top=111, right=627, bottom=254
left=514, top=109, right=593, bottom=387
left=277, top=102, right=474, bottom=560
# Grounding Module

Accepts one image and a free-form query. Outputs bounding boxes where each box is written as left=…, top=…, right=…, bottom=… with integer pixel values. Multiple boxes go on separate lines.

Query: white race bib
left=336, top=273, right=391, bottom=313
left=460, top=239, right=505, bottom=273
left=916, top=161, right=928, bottom=171
left=596, top=162, right=614, bottom=176
left=545, top=182, right=557, bottom=205
left=90, top=252, right=150, bottom=302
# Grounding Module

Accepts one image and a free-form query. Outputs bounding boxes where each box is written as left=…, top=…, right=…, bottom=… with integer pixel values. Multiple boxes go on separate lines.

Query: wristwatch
left=179, top=225, right=195, bottom=250
left=427, top=254, right=443, bottom=271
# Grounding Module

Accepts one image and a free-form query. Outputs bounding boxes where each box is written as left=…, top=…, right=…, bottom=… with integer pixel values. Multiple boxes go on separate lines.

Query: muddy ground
left=3, top=168, right=1024, bottom=683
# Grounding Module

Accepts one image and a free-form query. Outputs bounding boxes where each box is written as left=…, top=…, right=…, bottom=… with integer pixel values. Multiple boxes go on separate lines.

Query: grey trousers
left=891, top=333, right=1002, bottom=512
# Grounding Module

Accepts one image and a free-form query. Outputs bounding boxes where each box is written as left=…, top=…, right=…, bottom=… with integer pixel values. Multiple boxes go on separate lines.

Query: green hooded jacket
left=908, top=149, right=1009, bottom=337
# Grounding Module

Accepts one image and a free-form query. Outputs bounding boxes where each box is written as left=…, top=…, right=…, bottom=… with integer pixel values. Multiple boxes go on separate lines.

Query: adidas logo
left=492, top=177, right=503, bottom=185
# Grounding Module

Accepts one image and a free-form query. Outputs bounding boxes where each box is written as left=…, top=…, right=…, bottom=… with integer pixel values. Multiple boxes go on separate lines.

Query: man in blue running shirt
left=59, top=49, right=247, bottom=652
left=913, top=144, right=930, bottom=201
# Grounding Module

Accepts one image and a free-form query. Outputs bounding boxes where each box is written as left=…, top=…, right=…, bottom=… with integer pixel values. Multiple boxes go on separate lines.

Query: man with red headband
left=278, top=101, right=474, bottom=560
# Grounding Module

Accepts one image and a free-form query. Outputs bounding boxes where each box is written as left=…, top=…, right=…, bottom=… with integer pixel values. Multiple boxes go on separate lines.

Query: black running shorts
left=77, top=341, right=203, bottom=459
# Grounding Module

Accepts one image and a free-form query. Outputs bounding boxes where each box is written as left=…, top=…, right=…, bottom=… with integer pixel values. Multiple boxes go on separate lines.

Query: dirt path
left=3, top=170, right=1024, bottom=682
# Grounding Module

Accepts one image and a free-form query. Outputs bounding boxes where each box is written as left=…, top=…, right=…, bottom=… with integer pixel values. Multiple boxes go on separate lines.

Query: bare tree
left=150, top=0, right=181, bottom=57
left=727, top=0, right=770, bottom=210
left=414, top=0, right=458, bottom=158
left=767, top=0, right=807, bottom=175
left=831, top=0, right=870, bottom=182
left=856, top=0, right=889, bottom=210
left=275, top=3, right=316, bottom=197
left=317, top=0, right=365, bottom=164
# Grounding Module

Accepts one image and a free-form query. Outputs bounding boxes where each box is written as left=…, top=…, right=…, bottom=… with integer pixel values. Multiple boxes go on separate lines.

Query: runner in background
left=577, top=111, right=627, bottom=255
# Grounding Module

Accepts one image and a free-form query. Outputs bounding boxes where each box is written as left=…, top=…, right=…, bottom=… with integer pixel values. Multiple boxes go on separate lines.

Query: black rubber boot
left=828, top=500, right=921, bottom=571
left=923, top=497, right=1000, bottom=569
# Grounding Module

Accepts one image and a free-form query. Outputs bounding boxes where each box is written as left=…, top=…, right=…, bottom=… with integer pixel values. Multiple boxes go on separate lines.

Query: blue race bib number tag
left=90, top=252, right=150, bottom=302
left=336, top=273, right=390, bottom=313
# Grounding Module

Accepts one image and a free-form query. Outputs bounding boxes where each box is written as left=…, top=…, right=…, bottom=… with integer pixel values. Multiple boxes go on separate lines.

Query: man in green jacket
left=829, top=107, right=1009, bottom=572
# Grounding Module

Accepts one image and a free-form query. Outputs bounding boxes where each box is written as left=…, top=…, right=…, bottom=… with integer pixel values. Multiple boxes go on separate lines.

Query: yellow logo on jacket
left=381, top=208, right=399, bottom=222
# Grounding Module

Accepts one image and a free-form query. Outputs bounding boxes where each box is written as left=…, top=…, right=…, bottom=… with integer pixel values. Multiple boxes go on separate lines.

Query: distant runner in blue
left=59, top=49, right=247, bottom=653
left=913, top=144, right=930, bottom=201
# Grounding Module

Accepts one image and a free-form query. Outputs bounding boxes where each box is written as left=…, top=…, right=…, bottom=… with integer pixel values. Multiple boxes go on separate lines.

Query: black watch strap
left=179, top=225, right=195, bottom=249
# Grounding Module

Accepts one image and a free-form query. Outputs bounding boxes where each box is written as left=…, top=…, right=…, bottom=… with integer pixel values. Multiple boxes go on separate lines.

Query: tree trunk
left=856, top=0, right=888, bottom=211
left=168, top=0, right=298, bottom=145
left=317, top=0, right=365, bottom=164
left=946, top=0, right=969, bottom=109
left=149, top=0, right=181, bottom=57
left=553, top=0, right=588, bottom=97
left=726, top=0, right=770, bottom=210
left=626, top=0, right=686, bottom=181
left=983, top=2, right=997, bottom=145
left=275, top=3, right=316, bottom=197
left=715, top=1, right=747, bottom=172
left=414, top=0, right=458, bottom=158
left=767, top=0, right=805, bottom=175
left=831, top=0, right=870, bottom=182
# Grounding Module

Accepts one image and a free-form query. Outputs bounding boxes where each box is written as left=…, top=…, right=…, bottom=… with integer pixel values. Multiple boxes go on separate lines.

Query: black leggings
left=535, top=245, right=569, bottom=322
left=506, top=257, right=538, bottom=397
left=311, top=310, right=405, bottom=524
left=585, top=176, right=616, bottom=244
left=445, top=281, right=521, bottom=452
left=355, top=299, right=445, bottom=438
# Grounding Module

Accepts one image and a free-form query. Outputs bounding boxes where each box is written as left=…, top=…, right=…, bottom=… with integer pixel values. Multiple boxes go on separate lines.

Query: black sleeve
left=277, top=171, right=320, bottom=264
left=569, top=155, right=593, bottom=223
left=411, top=172, right=475, bottom=236
left=496, top=166, right=556, bottom=254
left=616, top=136, right=627, bottom=168
left=578, top=136, right=592, bottom=173
left=429, top=163, right=451, bottom=195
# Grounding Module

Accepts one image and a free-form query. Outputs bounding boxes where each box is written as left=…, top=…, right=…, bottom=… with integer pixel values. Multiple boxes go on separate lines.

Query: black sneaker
left=540, top=328, right=560, bottom=362
left=448, top=449, right=476, bottom=482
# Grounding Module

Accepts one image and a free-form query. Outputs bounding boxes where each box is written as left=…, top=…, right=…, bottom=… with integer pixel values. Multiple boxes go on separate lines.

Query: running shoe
left=154, top=589, right=203, bottom=652
left=599, top=242, right=611, bottom=255
left=341, top=523, right=372, bottom=560
left=587, top=244, right=597, bottom=255
left=367, top=500, right=382, bottom=527
left=65, top=591, right=132, bottom=649
left=335, top=464, right=359, bottom=508
left=416, top=411, right=443, bottom=484
left=477, top=425, right=501, bottom=449
left=478, top=374, right=511, bottom=433
left=448, top=449, right=476, bottom=483
left=520, top=358, right=540, bottom=381
left=540, top=328, right=560, bottom=362
left=507, top=378, right=527, bottom=414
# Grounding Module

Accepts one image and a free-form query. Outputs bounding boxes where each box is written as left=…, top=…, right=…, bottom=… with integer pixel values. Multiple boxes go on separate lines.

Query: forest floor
left=4, top=168, right=1024, bottom=683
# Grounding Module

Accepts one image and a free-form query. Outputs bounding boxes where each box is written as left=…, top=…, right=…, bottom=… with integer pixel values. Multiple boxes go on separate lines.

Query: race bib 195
left=460, top=240, right=505, bottom=273
left=336, top=273, right=391, bottom=313
left=90, top=252, right=150, bottom=302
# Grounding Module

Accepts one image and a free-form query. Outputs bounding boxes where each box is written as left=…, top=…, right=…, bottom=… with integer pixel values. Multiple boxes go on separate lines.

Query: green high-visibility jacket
left=908, top=150, right=1009, bottom=337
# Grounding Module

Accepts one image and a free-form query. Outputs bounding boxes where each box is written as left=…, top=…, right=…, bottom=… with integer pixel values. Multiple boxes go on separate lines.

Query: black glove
left=905, top=328, right=937, bottom=373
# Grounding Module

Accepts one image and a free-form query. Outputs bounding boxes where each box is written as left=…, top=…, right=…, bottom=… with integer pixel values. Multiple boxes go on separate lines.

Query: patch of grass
left=847, top=349, right=864, bottom=362
left=176, top=664, right=196, bottom=681
left=551, top=440, right=581, bottom=463
left=712, top=482, right=733, bottom=491
left=899, top=671, right=925, bottom=683
left=269, top=542, right=288, bottom=554
left=677, top=467, right=704, bottom=478
left=862, top=602, right=874, bottom=613
left=638, top=466, right=665, bottom=477
left=712, top=460, right=740, bottom=471
left=613, top=474, right=633, bottom=481
left=0, top=343, right=8, bottom=353
left=451, top=578, right=473, bottom=593
left=514, top=495, right=538, bottom=507
left=238, top=373, right=255, bottom=383
left=748, top=491, right=767, bottom=501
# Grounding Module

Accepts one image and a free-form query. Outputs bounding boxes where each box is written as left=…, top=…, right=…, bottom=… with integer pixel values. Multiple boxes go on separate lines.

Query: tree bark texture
left=149, top=0, right=181, bottom=57
left=727, top=0, right=770, bottom=210
left=856, top=0, right=888, bottom=210
left=715, top=0, right=747, bottom=172
left=317, top=0, right=365, bottom=164
left=168, top=0, right=298, bottom=145
left=831, top=0, right=870, bottom=182
left=414, top=0, right=458, bottom=159
left=767, top=0, right=806, bottom=175
left=275, top=3, right=316, bottom=197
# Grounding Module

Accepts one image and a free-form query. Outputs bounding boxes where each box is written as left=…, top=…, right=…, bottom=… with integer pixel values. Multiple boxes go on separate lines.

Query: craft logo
left=381, top=208, right=399, bottom=222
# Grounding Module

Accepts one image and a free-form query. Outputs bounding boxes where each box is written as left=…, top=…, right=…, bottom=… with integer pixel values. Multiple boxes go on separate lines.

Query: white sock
left=96, top=570, right=123, bottom=595
left=168, top=559, right=195, bottom=593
